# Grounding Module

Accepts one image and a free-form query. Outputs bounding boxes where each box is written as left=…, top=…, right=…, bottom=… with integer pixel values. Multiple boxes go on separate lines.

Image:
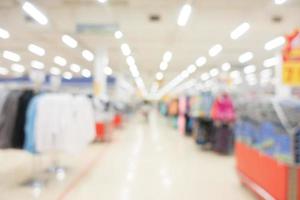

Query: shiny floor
left=0, top=112, right=255, bottom=200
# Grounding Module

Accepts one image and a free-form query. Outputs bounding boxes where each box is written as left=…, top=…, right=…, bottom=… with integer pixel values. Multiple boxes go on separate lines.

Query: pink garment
left=211, top=94, right=235, bottom=122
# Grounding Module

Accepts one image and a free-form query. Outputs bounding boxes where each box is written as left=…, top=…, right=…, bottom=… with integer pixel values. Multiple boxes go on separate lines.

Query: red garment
left=211, top=94, right=235, bottom=122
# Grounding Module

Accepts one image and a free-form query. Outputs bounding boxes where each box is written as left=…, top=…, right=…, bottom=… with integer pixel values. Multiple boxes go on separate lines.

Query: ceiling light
left=54, top=56, right=67, bottom=67
left=50, top=67, right=61, bottom=75
left=82, top=69, right=91, bottom=78
left=209, top=68, right=219, bottom=77
left=239, top=52, right=254, bottom=63
left=126, top=56, right=135, bottom=66
left=195, top=56, right=207, bottom=67
left=187, top=64, right=196, bottom=74
left=82, top=50, right=94, bottom=62
left=244, top=65, right=256, bottom=74
left=63, top=71, right=73, bottom=80
left=221, top=62, right=231, bottom=71
left=28, top=44, right=45, bottom=56
left=130, top=67, right=140, bottom=78
left=62, top=34, right=78, bottom=48
left=3, top=51, right=21, bottom=62
left=31, top=60, right=44, bottom=70
left=209, top=44, right=223, bottom=57
left=230, top=70, right=240, bottom=78
left=260, top=69, right=272, bottom=78
left=160, top=62, right=168, bottom=71
left=177, top=4, right=192, bottom=27
left=263, top=57, right=279, bottom=67
left=264, top=36, right=286, bottom=51
left=98, top=0, right=108, bottom=3
left=0, top=67, right=8, bottom=75
left=0, top=28, right=10, bottom=39
left=274, top=0, right=287, bottom=5
left=11, top=64, right=25, bottom=73
left=181, top=70, right=190, bottom=79
left=245, top=74, right=256, bottom=82
left=104, top=66, right=112, bottom=76
left=114, top=31, right=123, bottom=39
left=121, top=43, right=131, bottom=56
left=233, top=78, right=243, bottom=85
left=22, top=2, right=48, bottom=25
left=70, top=64, right=81, bottom=73
left=156, top=72, right=164, bottom=80
left=230, top=22, right=250, bottom=40
left=163, top=51, right=173, bottom=63
left=201, top=73, right=210, bottom=81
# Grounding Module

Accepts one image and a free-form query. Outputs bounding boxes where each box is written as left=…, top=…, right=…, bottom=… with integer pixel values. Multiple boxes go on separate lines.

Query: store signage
left=282, top=29, right=300, bottom=86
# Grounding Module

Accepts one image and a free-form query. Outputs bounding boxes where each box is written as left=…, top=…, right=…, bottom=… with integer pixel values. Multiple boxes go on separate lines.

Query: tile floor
left=0, top=112, right=255, bottom=200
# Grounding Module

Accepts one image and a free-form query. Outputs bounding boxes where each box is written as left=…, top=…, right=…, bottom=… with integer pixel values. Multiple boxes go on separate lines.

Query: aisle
left=57, top=111, right=255, bottom=200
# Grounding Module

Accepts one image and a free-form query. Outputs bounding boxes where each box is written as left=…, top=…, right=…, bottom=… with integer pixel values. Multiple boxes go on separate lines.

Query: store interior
left=0, top=0, right=300, bottom=200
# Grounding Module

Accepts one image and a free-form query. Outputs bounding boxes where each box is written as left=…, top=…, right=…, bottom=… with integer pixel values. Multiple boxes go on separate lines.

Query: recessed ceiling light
left=104, top=66, right=113, bottom=76
left=97, top=0, right=108, bottom=3
left=163, top=51, right=173, bottom=63
left=114, top=31, right=123, bottom=39
left=221, top=63, right=231, bottom=71
left=201, top=73, right=210, bottom=81
left=63, top=71, right=73, bottom=80
left=187, top=64, right=197, bottom=74
left=264, top=36, right=286, bottom=51
left=0, top=28, right=10, bottom=39
left=239, top=52, right=254, bottom=63
left=62, top=34, right=78, bottom=48
left=209, top=68, right=219, bottom=77
left=121, top=43, right=131, bottom=56
left=11, top=64, right=25, bottom=73
left=3, top=50, right=21, bottom=62
left=230, top=22, right=250, bottom=40
left=70, top=64, right=81, bottom=73
left=82, top=50, right=94, bottom=62
left=160, top=62, right=168, bottom=71
left=209, top=44, right=223, bottom=57
left=81, top=69, right=91, bottom=78
left=195, top=56, right=207, bottom=67
left=31, top=60, right=44, bottom=70
left=54, top=56, right=67, bottom=67
left=126, top=56, right=135, bottom=66
left=177, top=4, right=192, bottom=27
left=28, top=44, right=45, bottom=56
left=22, top=2, right=48, bottom=25
left=230, top=70, right=240, bottom=78
left=156, top=72, right=164, bottom=80
left=50, top=67, right=61, bottom=75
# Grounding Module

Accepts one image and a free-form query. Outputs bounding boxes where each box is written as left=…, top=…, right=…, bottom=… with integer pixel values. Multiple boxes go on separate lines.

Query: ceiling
left=0, top=0, right=299, bottom=93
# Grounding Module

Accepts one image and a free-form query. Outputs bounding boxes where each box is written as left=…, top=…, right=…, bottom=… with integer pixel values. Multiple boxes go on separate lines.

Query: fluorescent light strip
left=3, top=50, right=21, bottom=62
left=156, top=72, right=164, bottom=80
left=221, top=63, right=231, bottom=71
left=239, top=52, right=254, bottom=63
left=177, top=4, right=192, bottom=27
left=195, top=56, right=207, bottom=67
left=263, top=57, right=279, bottom=68
left=0, top=27, right=10, bottom=39
left=31, top=60, right=44, bottom=70
left=264, top=36, right=286, bottom=51
left=11, top=64, right=25, bottom=73
left=163, top=51, right=173, bottom=63
left=244, top=65, right=256, bottom=74
left=201, top=73, right=210, bottom=81
left=82, top=50, right=94, bottom=62
left=230, top=22, right=250, bottom=40
left=209, top=68, right=219, bottom=77
left=274, top=0, right=287, bottom=5
left=70, top=64, right=81, bottom=73
left=160, top=62, right=168, bottom=71
left=104, top=66, right=113, bottom=75
left=62, top=34, right=78, bottom=48
left=50, top=67, right=61, bottom=75
left=28, top=44, right=45, bottom=56
left=22, top=2, right=48, bottom=25
left=54, top=56, right=67, bottom=67
left=114, top=31, right=123, bottom=39
left=82, top=69, right=91, bottom=78
left=126, top=56, right=135, bottom=66
left=209, top=44, right=223, bottom=57
left=63, top=71, right=73, bottom=80
left=187, top=64, right=196, bottom=74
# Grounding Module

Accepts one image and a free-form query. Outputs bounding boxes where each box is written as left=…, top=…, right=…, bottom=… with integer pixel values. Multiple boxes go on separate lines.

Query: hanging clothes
left=0, top=91, right=22, bottom=148
left=12, top=90, right=34, bottom=148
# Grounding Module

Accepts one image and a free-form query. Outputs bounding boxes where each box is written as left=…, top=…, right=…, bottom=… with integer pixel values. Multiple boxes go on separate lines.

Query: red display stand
left=235, top=142, right=290, bottom=200
left=113, top=114, right=122, bottom=128
left=96, top=122, right=106, bottom=141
